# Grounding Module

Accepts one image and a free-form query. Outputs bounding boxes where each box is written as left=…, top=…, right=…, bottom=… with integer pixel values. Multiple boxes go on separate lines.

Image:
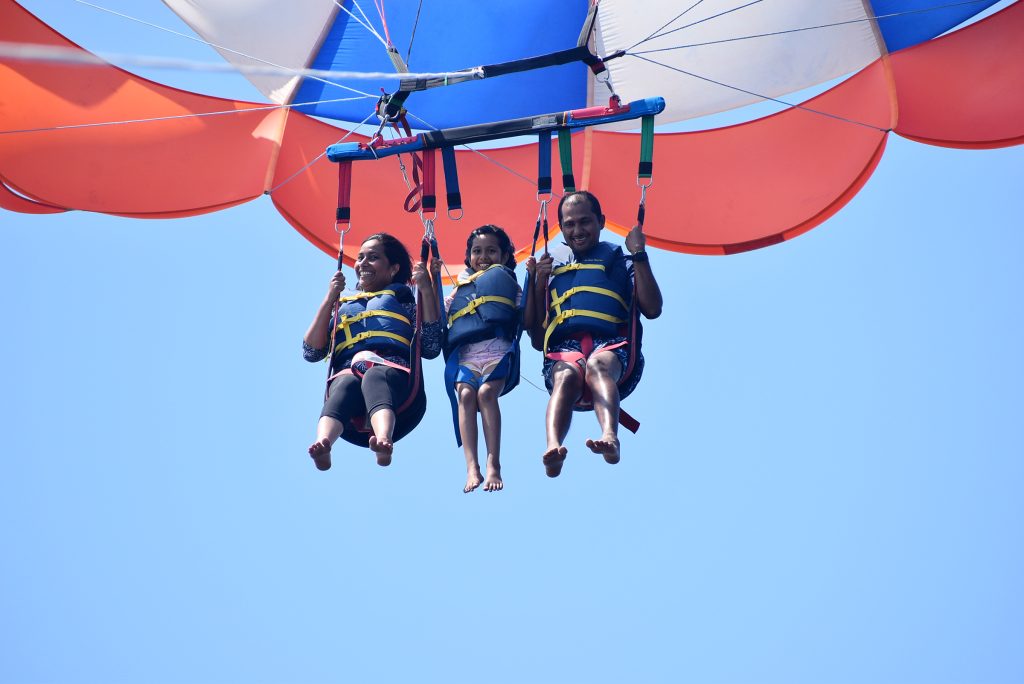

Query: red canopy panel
left=588, top=60, right=894, bottom=255
left=892, top=0, right=1024, bottom=149
left=0, top=178, right=67, bottom=213
left=0, top=0, right=278, bottom=217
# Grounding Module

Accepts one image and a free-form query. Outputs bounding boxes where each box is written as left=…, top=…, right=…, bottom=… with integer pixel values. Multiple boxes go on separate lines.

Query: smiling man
left=526, top=191, right=663, bottom=478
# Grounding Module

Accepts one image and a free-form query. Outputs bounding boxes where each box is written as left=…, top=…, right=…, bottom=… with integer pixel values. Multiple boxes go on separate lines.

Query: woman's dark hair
left=557, top=190, right=603, bottom=223
left=362, top=232, right=412, bottom=284
left=464, top=224, right=517, bottom=269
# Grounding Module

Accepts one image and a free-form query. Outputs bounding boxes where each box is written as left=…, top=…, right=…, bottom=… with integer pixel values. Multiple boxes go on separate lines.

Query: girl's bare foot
left=368, top=435, right=393, bottom=466
left=308, top=438, right=332, bottom=471
left=543, top=446, right=568, bottom=478
left=483, top=464, right=503, bottom=492
left=464, top=467, right=483, bottom=493
left=586, top=435, right=620, bottom=464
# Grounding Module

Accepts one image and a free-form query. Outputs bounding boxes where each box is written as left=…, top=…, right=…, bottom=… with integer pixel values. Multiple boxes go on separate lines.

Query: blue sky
left=2, top=3, right=1022, bottom=683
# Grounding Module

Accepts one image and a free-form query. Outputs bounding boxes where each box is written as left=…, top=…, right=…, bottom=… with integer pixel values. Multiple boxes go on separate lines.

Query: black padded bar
left=421, top=111, right=570, bottom=148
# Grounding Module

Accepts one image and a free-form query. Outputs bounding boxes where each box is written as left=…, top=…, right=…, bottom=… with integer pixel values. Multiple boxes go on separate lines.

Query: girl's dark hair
left=362, top=232, right=412, bottom=284
left=557, top=190, right=603, bottom=223
left=464, top=224, right=517, bottom=269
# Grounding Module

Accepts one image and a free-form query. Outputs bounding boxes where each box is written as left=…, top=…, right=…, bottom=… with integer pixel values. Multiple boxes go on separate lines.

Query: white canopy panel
left=594, top=0, right=886, bottom=123
left=162, top=0, right=338, bottom=104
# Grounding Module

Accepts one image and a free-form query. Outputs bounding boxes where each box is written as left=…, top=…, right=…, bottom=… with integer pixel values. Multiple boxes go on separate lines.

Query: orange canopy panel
left=271, top=111, right=571, bottom=268
left=0, top=0, right=280, bottom=217
left=892, top=1, right=1024, bottom=149
left=588, top=60, right=894, bottom=255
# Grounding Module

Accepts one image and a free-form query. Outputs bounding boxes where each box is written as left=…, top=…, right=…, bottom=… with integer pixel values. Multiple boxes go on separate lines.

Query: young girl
left=443, top=225, right=522, bottom=492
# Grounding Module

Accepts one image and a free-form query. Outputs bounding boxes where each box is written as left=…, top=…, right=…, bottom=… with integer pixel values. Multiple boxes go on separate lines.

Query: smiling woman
left=302, top=233, right=440, bottom=469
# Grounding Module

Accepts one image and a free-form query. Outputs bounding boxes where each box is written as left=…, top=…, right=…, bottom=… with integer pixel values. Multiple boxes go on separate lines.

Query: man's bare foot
left=308, top=438, right=332, bottom=471
left=586, top=435, right=620, bottom=464
left=484, top=464, right=503, bottom=492
left=368, top=435, right=394, bottom=466
left=464, top=467, right=483, bottom=493
left=543, top=445, right=568, bottom=478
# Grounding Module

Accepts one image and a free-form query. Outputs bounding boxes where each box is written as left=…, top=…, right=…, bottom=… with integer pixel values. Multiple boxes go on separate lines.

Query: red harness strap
left=546, top=332, right=640, bottom=434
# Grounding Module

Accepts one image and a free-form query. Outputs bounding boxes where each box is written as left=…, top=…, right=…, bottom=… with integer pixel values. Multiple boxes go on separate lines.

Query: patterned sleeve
left=303, top=339, right=329, bottom=363
left=401, top=293, right=442, bottom=360
left=420, top=319, right=443, bottom=359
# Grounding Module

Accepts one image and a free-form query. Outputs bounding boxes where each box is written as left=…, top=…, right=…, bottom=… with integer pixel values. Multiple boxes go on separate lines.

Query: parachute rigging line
left=73, top=0, right=378, bottom=99
left=632, top=55, right=890, bottom=133
left=636, top=0, right=765, bottom=48
left=630, top=0, right=710, bottom=50
left=405, top=0, right=425, bottom=66
left=630, top=0, right=996, bottom=53
left=0, top=95, right=366, bottom=137
left=268, top=109, right=379, bottom=194
left=0, top=42, right=436, bottom=89
left=333, top=0, right=387, bottom=48
left=372, top=0, right=392, bottom=45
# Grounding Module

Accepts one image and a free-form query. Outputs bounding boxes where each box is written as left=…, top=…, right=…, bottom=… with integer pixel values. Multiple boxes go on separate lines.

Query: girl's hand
left=625, top=224, right=647, bottom=254
left=327, top=270, right=346, bottom=299
left=525, top=256, right=537, bottom=275
left=429, top=259, right=442, bottom=277
left=411, top=261, right=432, bottom=290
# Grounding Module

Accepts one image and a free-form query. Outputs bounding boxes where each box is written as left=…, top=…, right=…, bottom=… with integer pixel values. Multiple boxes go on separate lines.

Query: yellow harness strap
left=545, top=264, right=629, bottom=352
left=447, top=296, right=516, bottom=327
left=334, top=330, right=412, bottom=356
left=333, top=289, right=412, bottom=355
left=543, top=308, right=626, bottom=353
left=454, top=263, right=504, bottom=287
left=551, top=263, right=605, bottom=277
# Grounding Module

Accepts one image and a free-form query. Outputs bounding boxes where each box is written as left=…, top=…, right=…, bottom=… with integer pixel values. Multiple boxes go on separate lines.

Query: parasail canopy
left=1, top=0, right=1021, bottom=266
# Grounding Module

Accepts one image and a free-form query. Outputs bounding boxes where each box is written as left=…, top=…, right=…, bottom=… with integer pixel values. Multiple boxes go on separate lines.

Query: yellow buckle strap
left=454, top=264, right=504, bottom=287
left=542, top=308, right=626, bottom=352
left=334, top=330, right=412, bottom=355
left=447, top=295, right=516, bottom=327
left=548, top=285, right=628, bottom=312
left=338, top=288, right=396, bottom=304
left=551, top=263, right=605, bottom=277
left=336, top=308, right=411, bottom=335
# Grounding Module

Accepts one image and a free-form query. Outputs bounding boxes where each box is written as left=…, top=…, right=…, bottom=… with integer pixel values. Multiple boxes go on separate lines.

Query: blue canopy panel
left=292, top=2, right=590, bottom=129
left=869, top=0, right=1003, bottom=53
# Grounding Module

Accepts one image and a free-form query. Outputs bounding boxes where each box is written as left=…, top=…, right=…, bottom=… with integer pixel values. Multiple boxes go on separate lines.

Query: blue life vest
left=444, top=265, right=520, bottom=355
left=545, top=241, right=631, bottom=351
left=332, top=285, right=415, bottom=370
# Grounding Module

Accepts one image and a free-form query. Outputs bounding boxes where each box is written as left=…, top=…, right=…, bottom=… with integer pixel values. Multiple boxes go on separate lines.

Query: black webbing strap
left=538, top=130, right=552, bottom=197
left=440, top=146, right=462, bottom=216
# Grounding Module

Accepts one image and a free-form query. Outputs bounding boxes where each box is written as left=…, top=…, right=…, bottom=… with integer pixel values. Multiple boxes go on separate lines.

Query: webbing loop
left=637, top=114, right=655, bottom=228
left=335, top=161, right=353, bottom=270
left=537, top=130, right=552, bottom=198
left=440, top=145, right=463, bottom=220
left=447, top=295, right=517, bottom=328
left=557, top=128, right=575, bottom=193
left=420, top=147, right=436, bottom=218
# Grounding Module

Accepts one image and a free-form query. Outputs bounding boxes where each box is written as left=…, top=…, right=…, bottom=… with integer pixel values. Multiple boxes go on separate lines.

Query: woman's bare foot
left=308, top=438, right=332, bottom=471
left=464, top=467, right=483, bottom=493
left=586, top=435, right=620, bottom=464
left=483, top=463, right=503, bottom=492
left=368, top=435, right=393, bottom=466
left=543, top=445, right=568, bottom=478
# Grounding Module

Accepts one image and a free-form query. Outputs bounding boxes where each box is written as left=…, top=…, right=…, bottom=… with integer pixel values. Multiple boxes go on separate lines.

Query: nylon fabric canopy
left=1, top=0, right=1021, bottom=267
